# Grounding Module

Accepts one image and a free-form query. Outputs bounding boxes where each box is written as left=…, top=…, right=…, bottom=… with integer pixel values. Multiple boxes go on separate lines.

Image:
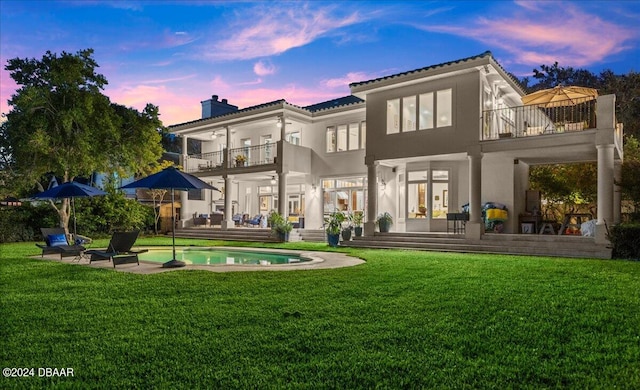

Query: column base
left=364, top=221, right=376, bottom=236
left=465, top=222, right=483, bottom=240
left=222, top=220, right=236, bottom=230
left=595, top=223, right=610, bottom=245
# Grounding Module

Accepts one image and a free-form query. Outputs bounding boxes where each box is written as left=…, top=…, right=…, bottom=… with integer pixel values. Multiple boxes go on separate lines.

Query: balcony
left=186, top=150, right=225, bottom=173
left=482, top=97, right=596, bottom=140
left=229, top=143, right=277, bottom=168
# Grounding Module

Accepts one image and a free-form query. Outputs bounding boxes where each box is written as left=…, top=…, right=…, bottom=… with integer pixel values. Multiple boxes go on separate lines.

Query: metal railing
left=228, top=142, right=277, bottom=168
left=186, top=150, right=224, bottom=173
left=482, top=97, right=596, bottom=140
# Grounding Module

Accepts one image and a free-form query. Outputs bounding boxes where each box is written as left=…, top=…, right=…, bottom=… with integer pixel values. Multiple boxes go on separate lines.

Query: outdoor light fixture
left=380, top=179, right=386, bottom=191
left=270, top=176, right=277, bottom=185
left=276, top=118, right=282, bottom=128
left=210, top=131, right=217, bottom=139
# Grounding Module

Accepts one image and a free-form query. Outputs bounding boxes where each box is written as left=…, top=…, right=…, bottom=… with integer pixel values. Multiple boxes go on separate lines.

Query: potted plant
left=352, top=212, right=364, bottom=237
left=418, top=204, right=427, bottom=214
left=268, top=211, right=292, bottom=242
left=234, top=154, right=246, bottom=167
left=324, top=210, right=344, bottom=247
left=341, top=213, right=353, bottom=242
left=376, top=212, right=393, bottom=233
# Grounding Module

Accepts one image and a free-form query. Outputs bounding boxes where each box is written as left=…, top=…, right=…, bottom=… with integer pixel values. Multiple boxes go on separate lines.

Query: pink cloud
left=321, top=71, right=381, bottom=89
left=202, top=4, right=363, bottom=61
left=419, top=2, right=636, bottom=67
left=254, top=60, right=276, bottom=76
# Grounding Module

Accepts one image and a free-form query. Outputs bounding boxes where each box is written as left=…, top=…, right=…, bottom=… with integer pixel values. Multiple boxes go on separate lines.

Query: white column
left=466, top=152, right=483, bottom=239
left=596, top=144, right=614, bottom=243
left=279, top=114, right=286, bottom=141
left=364, top=161, right=378, bottom=236
left=222, top=175, right=235, bottom=230
left=278, top=172, right=287, bottom=219
left=180, top=135, right=189, bottom=227
left=614, top=161, right=622, bottom=224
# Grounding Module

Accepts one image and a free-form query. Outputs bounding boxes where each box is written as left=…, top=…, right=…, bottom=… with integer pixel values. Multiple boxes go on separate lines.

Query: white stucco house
left=168, top=51, right=623, bottom=248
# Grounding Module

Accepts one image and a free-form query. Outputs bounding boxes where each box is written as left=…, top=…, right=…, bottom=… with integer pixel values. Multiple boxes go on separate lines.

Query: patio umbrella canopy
left=521, top=85, right=598, bottom=107
left=31, top=181, right=107, bottom=237
left=120, top=167, right=219, bottom=268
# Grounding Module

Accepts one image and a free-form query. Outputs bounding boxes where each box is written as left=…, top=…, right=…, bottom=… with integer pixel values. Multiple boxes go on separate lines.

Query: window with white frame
left=286, top=131, right=301, bottom=145
left=326, top=122, right=366, bottom=153
left=387, top=88, right=452, bottom=134
left=360, top=121, right=366, bottom=149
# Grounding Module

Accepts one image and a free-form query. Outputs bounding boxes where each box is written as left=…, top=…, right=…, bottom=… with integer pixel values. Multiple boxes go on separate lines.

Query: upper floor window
left=326, top=121, right=366, bottom=153
left=387, top=88, right=452, bottom=134
left=286, top=131, right=301, bottom=145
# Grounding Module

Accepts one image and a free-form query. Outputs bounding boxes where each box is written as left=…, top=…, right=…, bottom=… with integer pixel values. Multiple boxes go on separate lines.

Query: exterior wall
left=365, top=71, right=481, bottom=162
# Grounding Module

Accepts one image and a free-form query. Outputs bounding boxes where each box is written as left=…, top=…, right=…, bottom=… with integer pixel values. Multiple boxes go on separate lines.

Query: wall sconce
left=210, top=131, right=217, bottom=139
left=270, top=176, right=277, bottom=185
left=311, top=183, right=317, bottom=191
left=380, top=179, right=386, bottom=191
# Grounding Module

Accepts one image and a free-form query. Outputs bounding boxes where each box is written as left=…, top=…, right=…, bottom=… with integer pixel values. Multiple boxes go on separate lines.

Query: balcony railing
left=482, top=97, right=596, bottom=140
left=229, top=143, right=277, bottom=168
left=186, top=150, right=224, bottom=173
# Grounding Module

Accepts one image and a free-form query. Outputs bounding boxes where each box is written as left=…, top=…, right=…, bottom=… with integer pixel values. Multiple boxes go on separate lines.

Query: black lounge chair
left=36, top=227, right=87, bottom=259
left=85, top=230, right=148, bottom=268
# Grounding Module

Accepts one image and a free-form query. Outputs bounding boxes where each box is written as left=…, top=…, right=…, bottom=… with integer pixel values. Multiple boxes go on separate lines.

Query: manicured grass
left=1, top=238, right=639, bottom=389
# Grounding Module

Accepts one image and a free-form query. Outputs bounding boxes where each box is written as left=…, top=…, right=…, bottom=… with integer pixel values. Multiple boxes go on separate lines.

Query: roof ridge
left=349, top=51, right=493, bottom=88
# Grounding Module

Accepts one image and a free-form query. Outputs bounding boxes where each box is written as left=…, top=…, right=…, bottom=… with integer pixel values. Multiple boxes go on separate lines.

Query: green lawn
left=1, top=237, right=639, bottom=389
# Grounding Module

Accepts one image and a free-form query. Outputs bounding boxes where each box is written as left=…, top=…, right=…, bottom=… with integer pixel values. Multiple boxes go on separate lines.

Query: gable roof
left=348, top=51, right=525, bottom=95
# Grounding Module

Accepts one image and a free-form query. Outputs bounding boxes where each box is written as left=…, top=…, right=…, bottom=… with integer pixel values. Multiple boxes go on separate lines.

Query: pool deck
left=37, top=246, right=365, bottom=274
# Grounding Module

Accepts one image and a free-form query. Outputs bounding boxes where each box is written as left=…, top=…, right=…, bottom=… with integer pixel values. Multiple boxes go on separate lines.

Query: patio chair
left=85, top=230, right=148, bottom=268
left=36, top=227, right=87, bottom=259
left=247, top=214, right=262, bottom=227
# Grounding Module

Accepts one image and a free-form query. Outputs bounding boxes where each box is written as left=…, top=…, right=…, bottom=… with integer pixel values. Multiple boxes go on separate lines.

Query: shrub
left=609, top=223, right=640, bottom=260
left=0, top=203, right=58, bottom=243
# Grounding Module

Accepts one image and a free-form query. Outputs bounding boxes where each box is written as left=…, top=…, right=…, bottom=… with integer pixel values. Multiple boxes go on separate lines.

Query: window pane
left=360, top=121, right=366, bottom=149
left=337, top=125, right=347, bottom=151
left=402, top=96, right=416, bottom=132
left=348, top=123, right=359, bottom=150
left=326, top=127, right=336, bottom=153
left=432, top=170, right=449, bottom=180
left=322, top=179, right=334, bottom=189
left=287, top=131, right=301, bottom=145
left=419, top=92, right=434, bottom=129
left=386, top=99, right=400, bottom=134
left=408, top=170, right=428, bottom=181
left=437, top=89, right=452, bottom=127
left=407, top=183, right=426, bottom=218
left=432, top=182, right=448, bottom=219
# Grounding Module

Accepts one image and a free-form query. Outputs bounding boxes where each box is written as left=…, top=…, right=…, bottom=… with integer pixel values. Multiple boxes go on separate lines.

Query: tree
left=618, top=135, right=640, bottom=220
left=2, top=49, right=163, bottom=231
left=137, top=160, right=176, bottom=234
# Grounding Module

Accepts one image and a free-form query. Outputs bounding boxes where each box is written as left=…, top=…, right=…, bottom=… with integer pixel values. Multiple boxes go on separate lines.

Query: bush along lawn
left=1, top=238, right=640, bottom=389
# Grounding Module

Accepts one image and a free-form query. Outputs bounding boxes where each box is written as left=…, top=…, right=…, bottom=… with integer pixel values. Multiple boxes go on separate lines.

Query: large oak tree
left=1, top=49, right=163, bottom=230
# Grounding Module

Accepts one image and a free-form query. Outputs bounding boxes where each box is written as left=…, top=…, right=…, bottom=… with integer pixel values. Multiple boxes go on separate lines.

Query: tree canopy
left=1, top=49, right=163, bottom=229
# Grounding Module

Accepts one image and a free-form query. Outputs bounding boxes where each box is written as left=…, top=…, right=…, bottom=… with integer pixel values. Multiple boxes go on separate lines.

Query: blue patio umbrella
left=31, top=181, right=107, bottom=237
left=120, top=167, right=220, bottom=268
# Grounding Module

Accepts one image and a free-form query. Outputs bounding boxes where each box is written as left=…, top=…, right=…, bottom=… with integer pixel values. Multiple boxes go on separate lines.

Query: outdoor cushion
left=48, top=234, right=68, bottom=247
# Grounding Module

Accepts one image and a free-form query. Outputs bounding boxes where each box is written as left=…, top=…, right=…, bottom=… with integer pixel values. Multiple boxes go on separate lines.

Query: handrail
left=228, top=142, right=277, bottom=168
left=482, top=97, right=596, bottom=140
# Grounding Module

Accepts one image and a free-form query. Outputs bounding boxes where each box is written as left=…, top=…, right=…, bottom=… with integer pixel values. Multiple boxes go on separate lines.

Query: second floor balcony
left=482, top=97, right=596, bottom=141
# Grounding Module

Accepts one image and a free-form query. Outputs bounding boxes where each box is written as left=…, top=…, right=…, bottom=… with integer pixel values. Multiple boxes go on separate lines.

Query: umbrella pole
left=72, top=197, right=77, bottom=237
left=163, top=188, right=185, bottom=268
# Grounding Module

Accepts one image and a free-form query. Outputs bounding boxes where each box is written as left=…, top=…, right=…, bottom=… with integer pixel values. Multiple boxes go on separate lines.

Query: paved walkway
left=37, top=246, right=365, bottom=274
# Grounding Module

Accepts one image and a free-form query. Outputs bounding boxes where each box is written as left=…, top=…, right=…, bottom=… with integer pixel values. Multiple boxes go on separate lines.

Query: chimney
left=201, top=95, right=238, bottom=118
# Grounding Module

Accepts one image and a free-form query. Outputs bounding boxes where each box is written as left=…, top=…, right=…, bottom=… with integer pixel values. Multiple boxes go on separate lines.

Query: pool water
left=137, top=248, right=309, bottom=265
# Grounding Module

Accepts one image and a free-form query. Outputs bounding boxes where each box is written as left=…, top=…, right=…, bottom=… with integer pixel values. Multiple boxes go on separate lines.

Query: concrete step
left=342, top=233, right=611, bottom=259
left=298, top=229, right=326, bottom=242
left=174, top=228, right=279, bottom=242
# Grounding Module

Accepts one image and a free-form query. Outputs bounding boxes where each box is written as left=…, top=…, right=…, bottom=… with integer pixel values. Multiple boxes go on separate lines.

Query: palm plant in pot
left=324, top=210, right=344, bottom=247
left=341, top=213, right=353, bottom=242
left=268, top=211, right=292, bottom=242
left=376, top=212, right=393, bottom=233
left=352, top=212, right=364, bottom=237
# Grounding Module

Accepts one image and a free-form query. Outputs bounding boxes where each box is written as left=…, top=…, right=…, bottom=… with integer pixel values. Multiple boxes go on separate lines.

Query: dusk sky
left=1, top=1, right=639, bottom=126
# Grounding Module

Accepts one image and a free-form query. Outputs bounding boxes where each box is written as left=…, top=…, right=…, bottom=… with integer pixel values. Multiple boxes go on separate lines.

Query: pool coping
left=37, top=246, right=365, bottom=274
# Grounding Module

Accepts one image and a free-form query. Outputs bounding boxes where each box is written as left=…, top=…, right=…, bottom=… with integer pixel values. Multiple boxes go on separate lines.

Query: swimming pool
left=137, top=248, right=311, bottom=266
